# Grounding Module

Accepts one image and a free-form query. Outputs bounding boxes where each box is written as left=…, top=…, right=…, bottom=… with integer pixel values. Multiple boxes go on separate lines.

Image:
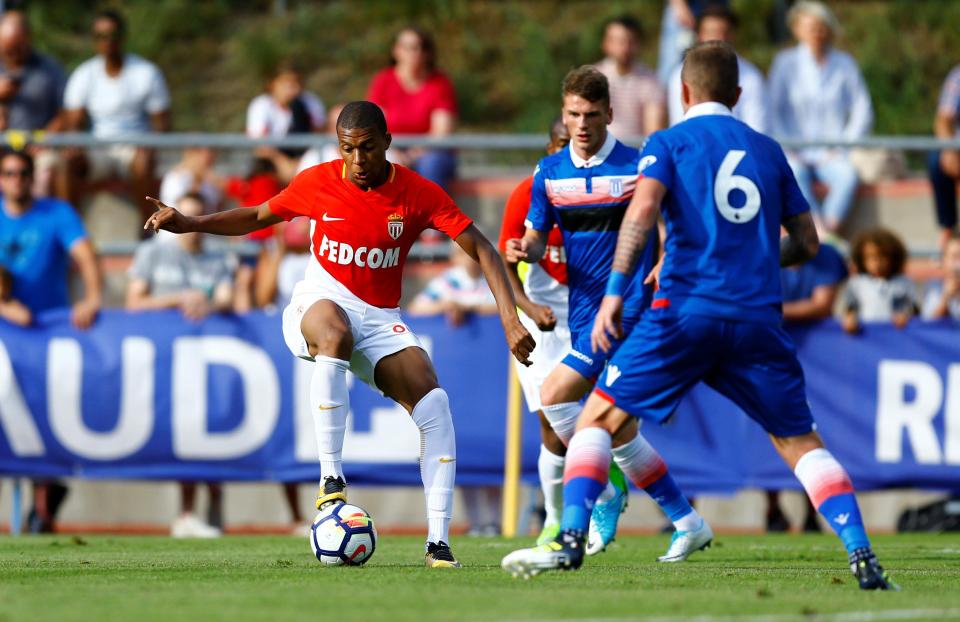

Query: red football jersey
left=269, top=161, right=473, bottom=308
left=498, top=176, right=567, bottom=285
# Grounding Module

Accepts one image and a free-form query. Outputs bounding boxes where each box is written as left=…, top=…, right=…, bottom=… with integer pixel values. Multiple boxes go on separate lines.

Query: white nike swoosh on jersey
left=322, top=213, right=345, bottom=222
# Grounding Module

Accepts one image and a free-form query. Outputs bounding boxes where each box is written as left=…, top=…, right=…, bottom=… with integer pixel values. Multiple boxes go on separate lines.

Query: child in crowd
left=0, top=265, right=31, bottom=326
left=843, top=228, right=917, bottom=333
left=922, top=234, right=960, bottom=320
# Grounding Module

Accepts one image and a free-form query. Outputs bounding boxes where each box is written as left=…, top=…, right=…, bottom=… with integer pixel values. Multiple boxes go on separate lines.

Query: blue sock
left=819, top=493, right=870, bottom=554
left=560, top=476, right=605, bottom=533
left=644, top=473, right=694, bottom=524
left=560, top=428, right=612, bottom=534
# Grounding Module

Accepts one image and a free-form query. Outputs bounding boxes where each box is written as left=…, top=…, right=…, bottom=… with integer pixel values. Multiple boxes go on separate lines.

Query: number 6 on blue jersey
left=714, top=149, right=761, bottom=224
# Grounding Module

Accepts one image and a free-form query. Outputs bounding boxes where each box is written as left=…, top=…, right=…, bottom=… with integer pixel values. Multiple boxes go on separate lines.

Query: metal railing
left=8, top=130, right=953, bottom=259
left=4, top=130, right=960, bottom=151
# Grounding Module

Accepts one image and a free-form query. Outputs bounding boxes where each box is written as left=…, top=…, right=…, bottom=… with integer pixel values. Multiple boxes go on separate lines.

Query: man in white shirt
left=62, top=9, right=171, bottom=215
left=667, top=5, right=768, bottom=133
left=768, top=1, right=873, bottom=235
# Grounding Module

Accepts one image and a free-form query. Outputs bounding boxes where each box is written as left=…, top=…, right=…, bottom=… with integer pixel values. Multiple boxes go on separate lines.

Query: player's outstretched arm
left=780, top=212, right=819, bottom=268
left=143, top=197, right=283, bottom=237
left=456, top=224, right=536, bottom=366
left=592, top=177, right=666, bottom=354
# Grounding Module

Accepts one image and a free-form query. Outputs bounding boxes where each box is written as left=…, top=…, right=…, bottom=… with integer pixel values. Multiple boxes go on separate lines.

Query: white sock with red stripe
left=411, top=388, right=456, bottom=545
left=612, top=432, right=700, bottom=531
left=560, top=427, right=612, bottom=532
left=310, top=356, right=350, bottom=482
left=794, top=448, right=870, bottom=553
left=542, top=401, right=622, bottom=504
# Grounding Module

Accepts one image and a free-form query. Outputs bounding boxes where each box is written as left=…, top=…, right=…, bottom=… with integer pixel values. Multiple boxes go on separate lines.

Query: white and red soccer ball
left=309, top=503, right=377, bottom=566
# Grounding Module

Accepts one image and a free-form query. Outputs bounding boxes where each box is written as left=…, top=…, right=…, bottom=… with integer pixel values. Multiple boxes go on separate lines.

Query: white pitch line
left=513, top=608, right=960, bottom=622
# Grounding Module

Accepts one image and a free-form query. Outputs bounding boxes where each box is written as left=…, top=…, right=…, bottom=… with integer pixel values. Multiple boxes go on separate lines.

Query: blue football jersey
left=639, top=103, right=809, bottom=322
left=526, top=135, right=655, bottom=332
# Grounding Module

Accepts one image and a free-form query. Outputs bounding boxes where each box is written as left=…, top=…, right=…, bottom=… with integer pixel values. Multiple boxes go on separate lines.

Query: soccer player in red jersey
left=145, top=101, right=535, bottom=568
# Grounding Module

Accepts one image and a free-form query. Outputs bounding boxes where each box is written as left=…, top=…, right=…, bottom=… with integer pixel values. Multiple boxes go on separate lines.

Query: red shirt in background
left=366, top=68, right=458, bottom=135
left=498, top=176, right=568, bottom=285
left=225, top=174, right=283, bottom=243
left=269, top=160, right=472, bottom=308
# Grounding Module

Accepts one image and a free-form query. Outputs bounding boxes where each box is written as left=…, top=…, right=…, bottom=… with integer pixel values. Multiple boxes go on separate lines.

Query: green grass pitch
left=1, top=533, right=959, bottom=621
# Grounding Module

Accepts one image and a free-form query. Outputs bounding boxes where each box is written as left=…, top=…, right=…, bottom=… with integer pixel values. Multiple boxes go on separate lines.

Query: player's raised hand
left=143, top=196, right=192, bottom=234
left=591, top=295, right=623, bottom=354
left=505, top=318, right=536, bottom=366
left=504, top=238, right=529, bottom=264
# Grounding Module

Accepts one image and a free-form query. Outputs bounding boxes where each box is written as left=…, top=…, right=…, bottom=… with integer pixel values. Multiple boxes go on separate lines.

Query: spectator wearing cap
left=366, top=27, right=458, bottom=190
left=594, top=15, right=667, bottom=141
left=61, top=9, right=171, bottom=215
left=667, top=4, right=768, bottom=133
left=768, top=1, right=873, bottom=236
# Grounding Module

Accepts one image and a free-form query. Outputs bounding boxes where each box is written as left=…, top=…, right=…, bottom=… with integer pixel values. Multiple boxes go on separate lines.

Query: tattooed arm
left=780, top=212, right=820, bottom=267
left=591, top=177, right=667, bottom=353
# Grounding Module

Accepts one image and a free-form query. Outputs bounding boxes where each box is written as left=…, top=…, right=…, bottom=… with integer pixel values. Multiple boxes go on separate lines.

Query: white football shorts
left=282, top=265, right=422, bottom=390
left=513, top=310, right=570, bottom=412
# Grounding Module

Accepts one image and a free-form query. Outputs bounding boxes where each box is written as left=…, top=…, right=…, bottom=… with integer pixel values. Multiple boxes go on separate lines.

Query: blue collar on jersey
left=683, top=101, right=734, bottom=121
left=569, top=132, right=617, bottom=169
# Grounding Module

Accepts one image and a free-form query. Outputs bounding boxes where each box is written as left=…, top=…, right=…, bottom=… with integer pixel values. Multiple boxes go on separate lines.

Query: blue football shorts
left=594, top=310, right=815, bottom=438
left=561, top=311, right=640, bottom=380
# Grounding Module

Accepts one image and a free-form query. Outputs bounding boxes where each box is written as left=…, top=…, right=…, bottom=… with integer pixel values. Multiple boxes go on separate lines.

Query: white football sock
left=540, top=402, right=580, bottom=445
left=310, top=355, right=350, bottom=482
left=537, top=444, right=565, bottom=526
left=411, top=388, right=456, bottom=545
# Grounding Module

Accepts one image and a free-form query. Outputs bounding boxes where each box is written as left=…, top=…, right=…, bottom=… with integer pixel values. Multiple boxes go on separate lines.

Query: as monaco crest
left=387, top=214, right=404, bottom=240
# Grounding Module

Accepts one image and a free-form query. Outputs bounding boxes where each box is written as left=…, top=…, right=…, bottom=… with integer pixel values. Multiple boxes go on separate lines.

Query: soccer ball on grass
left=309, top=503, right=377, bottom=565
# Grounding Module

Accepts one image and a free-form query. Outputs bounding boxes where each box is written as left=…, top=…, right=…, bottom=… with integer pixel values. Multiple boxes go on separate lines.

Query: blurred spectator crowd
left=2, top=2, right=960, bottom=536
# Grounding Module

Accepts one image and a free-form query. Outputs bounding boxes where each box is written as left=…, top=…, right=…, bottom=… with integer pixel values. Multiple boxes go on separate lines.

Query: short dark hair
left=680, top=41, right=739, bottom=107
left=851, top=228, right=907, bottom=276
left=603, top=14, right=642, bottom=38
left=337, top=101, right=388, bottom=136
left=562, top=66, right=610, bottom=108
left=1, top=149, right=33, bottom=176
left=696, top=4, right=739, bottom=32
left=94, top=9, right=126, bottom=37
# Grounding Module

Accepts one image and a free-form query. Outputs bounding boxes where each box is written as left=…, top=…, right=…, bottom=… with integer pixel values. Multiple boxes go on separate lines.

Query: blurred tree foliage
left=20, top=0, right=960, bottom=135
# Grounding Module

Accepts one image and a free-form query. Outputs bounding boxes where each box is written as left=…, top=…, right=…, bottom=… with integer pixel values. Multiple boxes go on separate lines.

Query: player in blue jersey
left=504, top=66, right=711, bottom=560
left=502, top=42, right=898, bottom=591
